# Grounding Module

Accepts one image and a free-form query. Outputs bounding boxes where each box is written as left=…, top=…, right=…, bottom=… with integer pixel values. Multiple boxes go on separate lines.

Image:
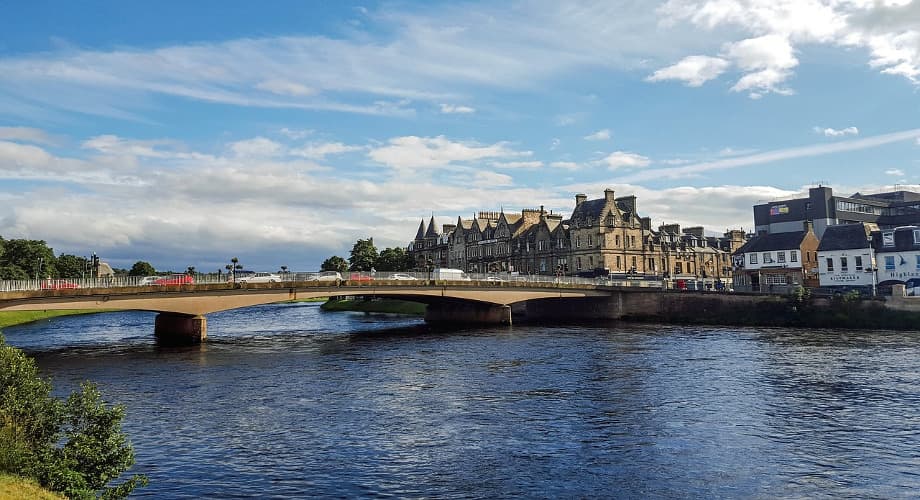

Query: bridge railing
left=0, top=271, right=681, bottom=293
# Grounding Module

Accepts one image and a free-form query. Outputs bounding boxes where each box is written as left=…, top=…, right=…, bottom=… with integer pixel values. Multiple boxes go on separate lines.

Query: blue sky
left=1, top=0, right=918, bottom=272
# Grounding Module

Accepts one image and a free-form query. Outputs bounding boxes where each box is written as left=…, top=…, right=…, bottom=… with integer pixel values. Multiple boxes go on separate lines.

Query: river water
left=3, top=302, right=919, bottom=498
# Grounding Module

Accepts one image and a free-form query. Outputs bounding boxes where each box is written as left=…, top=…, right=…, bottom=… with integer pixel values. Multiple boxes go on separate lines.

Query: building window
left=615, top=235, right=620, bottom=246
left=577, top=257, right=582, bottom=271
left=914, top=229, right=920, bottom=244
left=540, top=259, right=546, bottom=272
left=675, top=262, right=683, bottom=274
left=575, top=236, right=581, bottom=248
left=885, top=255, right=895, bottom=270
left=790, top=251, right=798, bottom=262
left=883, top=231, right=895, bottom=247
left=763, top=252, right=773, bottom=264
left=587, top=235, right=593, bottom=247
left=631, top=256, right=637, bottom=270
left=916, top=255, right=920, bottom=271
left=589, top=256, right=594, bottom=268
left=777, top=251, right=786, bottom=263
left=826, top=258, right=834, bottom=272
left=750, top=254, right=758, bottom=264
left=855, top=255, right=863, bottom=272
left=840, top=257, right=848, bottom=272
left=616, top=255, right=621, bottom=270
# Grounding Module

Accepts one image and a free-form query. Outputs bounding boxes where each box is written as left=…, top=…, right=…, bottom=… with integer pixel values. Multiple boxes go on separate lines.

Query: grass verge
left=0, top=473, right=63, bottom=500
left=321, top=298, right=426, bottom=316
left=0, top=310, right=109, bottom=330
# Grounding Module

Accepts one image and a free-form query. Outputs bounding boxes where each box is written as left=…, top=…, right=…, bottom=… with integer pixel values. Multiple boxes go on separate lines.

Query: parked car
left=41, top=280, right=80, bottom=290
left=237, top=272, right=281, bottom=284
left=483, top=275, right=505, bottom=282
left=348, top=273, right=374, bottom=282
left=390, top=273, right=417, bottom=281
left=139, top=276, right=159, bottom=286
left=154, top=274, right=194, bottom=285
left=308, top=271, right=342, bottom=282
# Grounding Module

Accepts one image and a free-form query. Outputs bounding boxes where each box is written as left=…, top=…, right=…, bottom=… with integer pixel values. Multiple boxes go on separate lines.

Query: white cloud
left=658, top=0, right=920, bottom=94
left=256, top=79, right=317, bottom=96
left=598, top=151, right=651, bottom=170
left=290, top=142, right=363, bottom=159
left=473, top=171, right=513, bottom=187
left=815, top=126, right=859, bottom=137
left=279, top=128, right=313, bottom=140
left=550, top=161, right=580, bottom=170
left=492, top=160, right=543, bottom=169
left=724, top=34, right=798, bottom=97
left=550, top=138, right=561, bottom=150
left=555, top=114, right=579, bottom=126
left=367, top=135, right=529, bottom=169
left=584, top=129, right=612, bottom=141
left=229, top=137, right=284, bottom=158
left=646, top=55, right=730, bottom=86
left=885, top=168, right=905, bottom=176
left=0, top=126, right=56, bottom=145
left=81, top=134, right=208, bottom=161
left=440, top=103, right=476, bottom=114
left=614, top=127, right=920, bottom=183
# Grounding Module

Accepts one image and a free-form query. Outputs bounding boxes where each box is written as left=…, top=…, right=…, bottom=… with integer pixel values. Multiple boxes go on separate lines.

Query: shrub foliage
left=0, top=335, right=147, bottom=498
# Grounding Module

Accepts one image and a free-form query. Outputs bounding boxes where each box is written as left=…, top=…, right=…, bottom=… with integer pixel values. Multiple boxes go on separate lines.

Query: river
left=4, top=302, right=919, bottom=498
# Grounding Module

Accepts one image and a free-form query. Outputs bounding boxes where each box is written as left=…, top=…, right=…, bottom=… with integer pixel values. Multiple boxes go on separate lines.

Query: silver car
left=238, top=272, right=281, bottom=283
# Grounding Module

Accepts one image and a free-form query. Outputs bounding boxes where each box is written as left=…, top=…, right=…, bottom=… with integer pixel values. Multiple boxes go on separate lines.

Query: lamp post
left=426, top=258, right=434, bottom=282
left=36, top=257, right=43, bottom=280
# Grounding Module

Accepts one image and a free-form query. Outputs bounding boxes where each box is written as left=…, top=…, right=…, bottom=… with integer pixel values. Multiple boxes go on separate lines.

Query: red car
left=41, top=280, right=81, bottom=290
left=348, top=273, right=374, bottom=282
left=154, top=274, right=194, bottom=285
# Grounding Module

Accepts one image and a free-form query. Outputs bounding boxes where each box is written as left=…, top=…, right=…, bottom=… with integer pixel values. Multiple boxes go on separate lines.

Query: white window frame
left=790, top=250, right=798, bottom=262
left=826, top=258, right=834, bottom=272
left=883, top=231, right=895, bottom=247
left=749, top=253, right=758, bottom=264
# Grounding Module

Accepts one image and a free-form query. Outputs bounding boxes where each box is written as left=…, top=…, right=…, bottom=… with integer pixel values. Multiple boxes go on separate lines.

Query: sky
left=1, top=0, right=919, bottom=273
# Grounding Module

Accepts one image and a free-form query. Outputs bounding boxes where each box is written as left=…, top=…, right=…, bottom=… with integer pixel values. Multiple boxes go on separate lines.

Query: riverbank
left=321, top=298, right=426, bottom=315
left=0, top=473, right=62, bottom=499
left=0, top=310, right=109, bottom=331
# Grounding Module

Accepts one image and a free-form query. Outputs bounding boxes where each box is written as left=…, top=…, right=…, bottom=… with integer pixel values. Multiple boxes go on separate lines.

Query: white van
left=432, top=268, right=470, bottom=280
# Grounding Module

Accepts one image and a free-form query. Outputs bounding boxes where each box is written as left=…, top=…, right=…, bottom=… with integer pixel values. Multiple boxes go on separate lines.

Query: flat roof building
left=754, top=186, right=920, bottom=239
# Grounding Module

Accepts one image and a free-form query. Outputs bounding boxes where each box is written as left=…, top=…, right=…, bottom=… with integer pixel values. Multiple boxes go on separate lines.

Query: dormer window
left=882, top=231, right=895, bottom=247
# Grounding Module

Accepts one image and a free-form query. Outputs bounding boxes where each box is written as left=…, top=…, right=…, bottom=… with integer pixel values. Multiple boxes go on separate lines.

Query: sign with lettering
left=770, top=205, right=789, bottom=216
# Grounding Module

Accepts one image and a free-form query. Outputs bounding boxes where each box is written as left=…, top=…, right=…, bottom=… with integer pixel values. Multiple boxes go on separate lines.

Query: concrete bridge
left=0, top=279, right=626, bottom=344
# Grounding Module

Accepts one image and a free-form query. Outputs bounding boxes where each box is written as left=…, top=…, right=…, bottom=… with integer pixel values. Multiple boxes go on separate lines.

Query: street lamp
left=36, top=257, right=43, bottom=280
left=426, top=258, right=434, bottom=282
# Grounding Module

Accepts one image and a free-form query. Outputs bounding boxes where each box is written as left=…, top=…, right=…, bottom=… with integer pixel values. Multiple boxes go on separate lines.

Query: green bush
left=0, top=335, right=147, bottom=498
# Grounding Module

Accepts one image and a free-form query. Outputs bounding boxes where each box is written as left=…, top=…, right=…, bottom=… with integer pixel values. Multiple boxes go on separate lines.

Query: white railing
left=0, top=271, right=725, bottom=293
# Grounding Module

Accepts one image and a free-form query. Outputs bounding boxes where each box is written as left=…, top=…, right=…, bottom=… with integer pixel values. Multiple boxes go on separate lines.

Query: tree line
left=320, top=238, right=415, bottom=272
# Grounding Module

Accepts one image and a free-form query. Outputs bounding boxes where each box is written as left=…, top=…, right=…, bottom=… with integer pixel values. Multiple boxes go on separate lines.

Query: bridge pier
left=154, top=313, right=207, bottom=345
left=425, top=302, right=512, bottom=325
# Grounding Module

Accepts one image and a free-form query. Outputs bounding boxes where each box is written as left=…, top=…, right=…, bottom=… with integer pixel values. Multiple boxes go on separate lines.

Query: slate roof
left=570, top=199, right=608, bottom=220
left=415, top=219, right=426, bottom=240
left=817, top=223, right=872, bottom=251
left=734, top=231, right=807, bottom=254
left=424, top=216, right=439, bottom=238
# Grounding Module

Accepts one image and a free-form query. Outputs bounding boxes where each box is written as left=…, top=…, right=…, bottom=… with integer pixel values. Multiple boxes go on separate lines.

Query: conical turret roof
left=415, top=219, right=427, bottom=240
left=424, top=216, right=440, bottom=238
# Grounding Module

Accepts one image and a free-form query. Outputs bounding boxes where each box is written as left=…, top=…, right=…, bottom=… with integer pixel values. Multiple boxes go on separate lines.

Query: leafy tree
left=56, top=254, right=89, bottom=279
left=348, top=238, right=378, bottom=271
left=128, top=261, right=156, bottom=277
left=0, top=336, right=147, bottom=498
left=186, top=266, right=196, bottom=276
left=0, top=239, right=57, bottom=279
left=0, top=265, right=29, bottom=281
left=321, top=256, right=348, bottom=272
left=376, top=247, right=414, bottom=272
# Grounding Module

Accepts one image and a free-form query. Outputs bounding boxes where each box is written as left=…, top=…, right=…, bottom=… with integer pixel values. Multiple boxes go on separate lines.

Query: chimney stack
left=604, top=188, right=615, bottom=202
left=575, top=193, right=587, bottom=206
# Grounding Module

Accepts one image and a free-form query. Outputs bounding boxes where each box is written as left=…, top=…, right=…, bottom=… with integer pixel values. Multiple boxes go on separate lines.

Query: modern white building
left=816, top=223, right=877, bottom=292
left=874, top=225, right=920, bottom=296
